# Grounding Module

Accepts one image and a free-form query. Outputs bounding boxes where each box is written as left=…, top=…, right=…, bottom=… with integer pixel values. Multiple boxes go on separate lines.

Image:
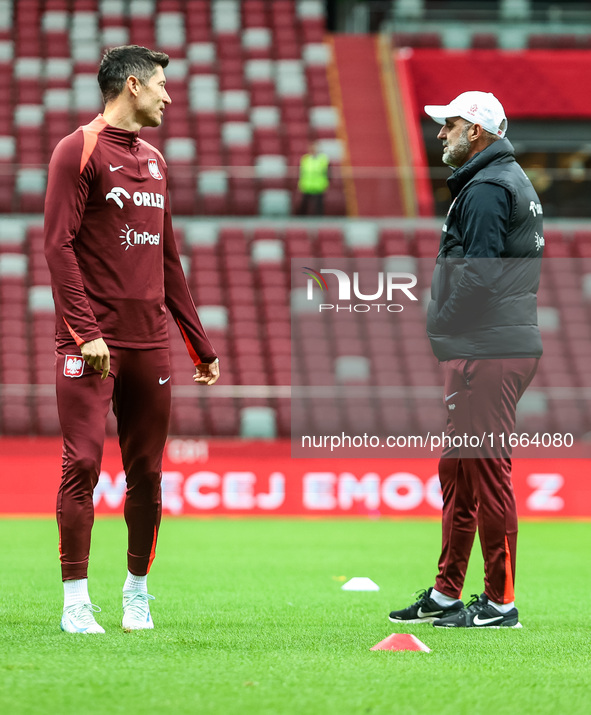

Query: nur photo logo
left=301, top=266, right=418, bottom=313
left=301, top=267, right=329, bottom=294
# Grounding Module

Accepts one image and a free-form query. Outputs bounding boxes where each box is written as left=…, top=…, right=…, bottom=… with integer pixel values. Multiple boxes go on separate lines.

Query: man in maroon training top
left=44, top=45, right=219, bottom=634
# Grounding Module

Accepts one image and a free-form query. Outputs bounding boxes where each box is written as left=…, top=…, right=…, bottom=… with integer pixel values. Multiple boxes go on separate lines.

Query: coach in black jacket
left=388, top=92, right=543, bottom=630
left=427, top=132, right=543, bottom=360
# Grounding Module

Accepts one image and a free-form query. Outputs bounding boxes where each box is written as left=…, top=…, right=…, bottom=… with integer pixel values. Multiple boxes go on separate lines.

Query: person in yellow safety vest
left=298, top=142, right=330, bottom=216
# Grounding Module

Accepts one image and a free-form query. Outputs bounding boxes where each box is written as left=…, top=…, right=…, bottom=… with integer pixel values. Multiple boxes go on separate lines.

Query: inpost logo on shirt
left=120, top=224, right=161, bottom=250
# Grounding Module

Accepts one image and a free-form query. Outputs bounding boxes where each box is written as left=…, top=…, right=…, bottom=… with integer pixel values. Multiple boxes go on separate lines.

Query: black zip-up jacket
left=426, top=138, right=544, bottom=361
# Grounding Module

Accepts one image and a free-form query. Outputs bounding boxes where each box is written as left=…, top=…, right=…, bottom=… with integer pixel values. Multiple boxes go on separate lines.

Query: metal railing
left=3, top=164, right=591, bottom=218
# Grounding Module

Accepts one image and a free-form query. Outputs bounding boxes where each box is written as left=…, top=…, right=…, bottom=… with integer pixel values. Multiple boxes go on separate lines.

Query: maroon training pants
left=55, top=347, right=171, bottom=581
left=434, top=357, right=538, bottom=604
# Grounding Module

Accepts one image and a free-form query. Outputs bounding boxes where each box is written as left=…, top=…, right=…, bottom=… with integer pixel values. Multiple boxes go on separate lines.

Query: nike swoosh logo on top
left=473, top=614, right=504, bottom=626
left=159, top=377, right=171, bottom=385
left=444, top=391, right=458, bottom=402
left=417, top=607, right=442, bottom=618
left=109, top=164, right=124, bottom=172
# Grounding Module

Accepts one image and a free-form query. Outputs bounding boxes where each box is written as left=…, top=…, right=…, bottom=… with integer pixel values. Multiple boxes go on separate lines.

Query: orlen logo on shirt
left=120, top=224, right=160, bottom=250
left=106, top=186, right=164, bottom=210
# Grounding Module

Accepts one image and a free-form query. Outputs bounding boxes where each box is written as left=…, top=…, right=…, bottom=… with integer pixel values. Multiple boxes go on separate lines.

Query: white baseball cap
left=424, top=91, right=508, bottom=138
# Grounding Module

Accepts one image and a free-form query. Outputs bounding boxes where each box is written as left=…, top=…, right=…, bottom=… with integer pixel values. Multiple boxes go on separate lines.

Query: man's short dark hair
left=98, top=45, right=170, bottom=104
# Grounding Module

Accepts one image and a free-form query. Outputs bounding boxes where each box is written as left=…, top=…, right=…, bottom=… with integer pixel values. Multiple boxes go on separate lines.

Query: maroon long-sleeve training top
left=44, top=114, right=217, bottom=365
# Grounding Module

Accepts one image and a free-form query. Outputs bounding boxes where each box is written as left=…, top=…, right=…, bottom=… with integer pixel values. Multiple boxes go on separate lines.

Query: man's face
left=437, top=117, right=473, bottom=168
left=136, top=65, right=171, bottom=127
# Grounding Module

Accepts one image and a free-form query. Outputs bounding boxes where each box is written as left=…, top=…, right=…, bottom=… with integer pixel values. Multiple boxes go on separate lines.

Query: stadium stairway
left=330, top=34, right=411, bottom=217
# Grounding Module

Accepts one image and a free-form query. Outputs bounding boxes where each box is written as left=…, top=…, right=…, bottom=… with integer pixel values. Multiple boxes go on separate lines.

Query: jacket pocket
left=426, top=299, right=439, bottom=333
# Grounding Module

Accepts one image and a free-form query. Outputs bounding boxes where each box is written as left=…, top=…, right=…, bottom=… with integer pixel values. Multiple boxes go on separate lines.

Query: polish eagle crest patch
left=148, top=158, right=163, bottom=180
left=64, top=355, right=84, bottom=378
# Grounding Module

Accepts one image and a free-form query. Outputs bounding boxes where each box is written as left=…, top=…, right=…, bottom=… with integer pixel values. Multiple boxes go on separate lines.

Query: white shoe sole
left=434, top=622, right=523, bottom=629
left=122, top=622, right=154, bottom=632
left=60, top=622, right=105, bottom=634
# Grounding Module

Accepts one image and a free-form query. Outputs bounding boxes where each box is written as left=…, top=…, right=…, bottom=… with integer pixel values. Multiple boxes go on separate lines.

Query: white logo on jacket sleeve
left=148, top=158, right=163, bottom=180
left=64, top=355, right=84, bottom=378
left=120, top=224, right=161, bottom=250
left=106, top=186, right=131, bottom=208
left=446, top=197, right=457, bottom=217
left=529, top=201, right=543, bottom=216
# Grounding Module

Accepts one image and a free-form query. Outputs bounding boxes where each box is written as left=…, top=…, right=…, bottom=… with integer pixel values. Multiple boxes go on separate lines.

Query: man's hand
left=194, top=358, right=220, bottom=386
left=81, top=338, right=111, bottom=380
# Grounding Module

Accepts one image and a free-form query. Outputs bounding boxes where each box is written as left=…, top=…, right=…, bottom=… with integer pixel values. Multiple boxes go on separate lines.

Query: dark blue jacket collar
left=447, top=138, right=516, bottom=198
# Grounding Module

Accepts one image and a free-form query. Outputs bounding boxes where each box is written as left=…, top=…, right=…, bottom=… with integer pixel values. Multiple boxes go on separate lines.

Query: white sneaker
left=122, top=591, right=155, bottom=631
left=61, top=603, right=105, bottom=634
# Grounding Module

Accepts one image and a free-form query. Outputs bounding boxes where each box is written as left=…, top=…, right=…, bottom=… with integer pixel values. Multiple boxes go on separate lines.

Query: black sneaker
left=433, top=593, right=522, bottom=629
left=388, top=587, right=464, bottom=624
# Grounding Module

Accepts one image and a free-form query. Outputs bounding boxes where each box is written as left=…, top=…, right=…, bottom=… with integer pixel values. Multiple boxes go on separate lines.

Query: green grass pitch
left=0, top=518, right=589, bottom=715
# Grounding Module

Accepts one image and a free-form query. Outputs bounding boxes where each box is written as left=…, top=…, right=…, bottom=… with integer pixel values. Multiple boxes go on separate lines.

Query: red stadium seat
left=219, top=227, right=248, bottom=251
left=392, top=32, right=442, bottom=49
left=208, top=402, right=240, bottom=436
left=230, top=184, right=258, bottom=215
left=34, top=395, right=61, bottom=435
left=380, top=228, right=409, bottom=255
left=249, top=83, right=277, bottom=106
left=528, top=34, right=579, bottom=49
left=1, top=395, right=32, bottom=435
left=300, top=20, right=325, bottom=44
left=471, top=33, right=499, bottom=49
left=45, top=32, right=70, bottom=57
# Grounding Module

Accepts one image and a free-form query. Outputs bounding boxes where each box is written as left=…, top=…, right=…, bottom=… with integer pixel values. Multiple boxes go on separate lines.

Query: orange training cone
left=371, top=633, right=431, bottom=652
